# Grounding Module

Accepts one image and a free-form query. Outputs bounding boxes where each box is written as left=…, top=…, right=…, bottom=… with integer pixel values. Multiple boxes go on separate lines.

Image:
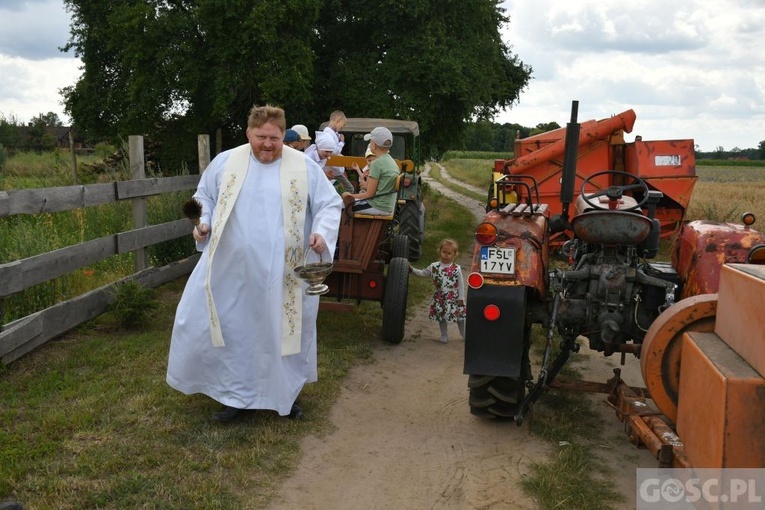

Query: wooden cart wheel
left=639, top=294, right=718, bottom=424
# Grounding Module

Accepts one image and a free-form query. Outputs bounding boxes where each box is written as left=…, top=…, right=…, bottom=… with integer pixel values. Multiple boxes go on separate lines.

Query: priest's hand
left=193, top=223, right=210, bottom=243
left=309, top=233, right=326, bottom=254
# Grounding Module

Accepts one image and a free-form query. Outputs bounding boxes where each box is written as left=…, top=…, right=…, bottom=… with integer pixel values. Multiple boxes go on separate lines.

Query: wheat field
left=687, top=166, right=765, bottom=223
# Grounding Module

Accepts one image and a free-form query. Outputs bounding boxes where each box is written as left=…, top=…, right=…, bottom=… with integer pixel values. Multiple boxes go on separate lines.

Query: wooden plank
left=1, top=284, right=112, bottom=364
left=0, top=237, right=117, bottom=297
left=326, top=155, right=414, bottom=172
left=0, top=313, right=43, bottom=356
left=0, top=175, right=199, bottom=218
left=0, top=183, right=117, bottom=217
left=332, top=260, right=363, bottom=273
left=116, top=175, right=200, bottom=199
left=0, top=258, right=198, bottom=364
left=319, top=302, right=355, bottom=312
left=116, top=219, right=191, bottom=253
left=0, top=191, right=9, bottom=217
left=325, top=155, right=367, bottom=170
left=0, top=219, right=191, bottom=297
left=133, top=255, right=199, bottom=287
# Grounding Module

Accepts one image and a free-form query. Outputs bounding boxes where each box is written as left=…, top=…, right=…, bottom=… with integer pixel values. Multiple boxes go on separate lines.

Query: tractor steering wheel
left=580, top=170, right=650, bottom=212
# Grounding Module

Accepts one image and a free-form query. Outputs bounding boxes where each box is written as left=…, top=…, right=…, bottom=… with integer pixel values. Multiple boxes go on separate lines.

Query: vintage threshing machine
left=464, top=101, right=765, bottom=468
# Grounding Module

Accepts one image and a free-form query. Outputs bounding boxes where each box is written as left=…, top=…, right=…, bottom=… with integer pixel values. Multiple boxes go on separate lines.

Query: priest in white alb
left=167, top=105, right=343, bottom=422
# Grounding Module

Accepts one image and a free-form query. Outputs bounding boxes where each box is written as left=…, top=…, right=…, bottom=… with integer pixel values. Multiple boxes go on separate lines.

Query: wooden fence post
left=69, top=130, right=78, bottom=184
left=129, top=135, right=148, bottom=272
left=198, top=135, right=210, bottom=173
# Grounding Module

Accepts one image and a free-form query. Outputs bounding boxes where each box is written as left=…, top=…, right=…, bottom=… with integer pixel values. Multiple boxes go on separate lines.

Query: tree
left=61, top=0, right=530, bottom=162
left=759, top=140, right=765, bottom=160
left=530, top=122, right=561, bottom=136
left=26, top=117, right=57, bottom=151
left=29, top=112, right=63, bottom=127
left=312, top=0, right=531, bottom=154
left=0, top=114, right=20, bottom=148
left=62, top=0, right=321, bottom=148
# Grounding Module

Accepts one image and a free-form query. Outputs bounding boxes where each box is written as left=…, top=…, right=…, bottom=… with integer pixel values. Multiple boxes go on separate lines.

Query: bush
left=0, top=143, right=6, bottom=171
left=108, top=281, right=158, bottom=329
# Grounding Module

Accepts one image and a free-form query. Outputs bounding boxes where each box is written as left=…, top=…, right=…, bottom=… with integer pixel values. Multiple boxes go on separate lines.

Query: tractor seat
left=570, top=209, right=652, bottom=246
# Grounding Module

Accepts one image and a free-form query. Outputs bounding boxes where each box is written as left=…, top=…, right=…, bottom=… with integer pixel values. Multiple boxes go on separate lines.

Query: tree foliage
left=61, top=0, right=530, bottom=166
left=0, top=114, right=20, bottom=149
left=30, top=112, right=63, bottom=127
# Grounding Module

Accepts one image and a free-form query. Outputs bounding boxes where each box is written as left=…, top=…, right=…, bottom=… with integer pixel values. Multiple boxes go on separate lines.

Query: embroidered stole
left=205, top=144, right=308, bottom=356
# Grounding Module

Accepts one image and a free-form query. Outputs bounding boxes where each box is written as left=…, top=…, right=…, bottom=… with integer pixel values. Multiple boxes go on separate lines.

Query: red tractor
left=464, top=101, right=765, bottom=425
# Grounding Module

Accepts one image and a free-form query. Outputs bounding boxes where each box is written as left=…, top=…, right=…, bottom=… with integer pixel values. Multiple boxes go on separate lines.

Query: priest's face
left=246, top=121, right=284, bottom=163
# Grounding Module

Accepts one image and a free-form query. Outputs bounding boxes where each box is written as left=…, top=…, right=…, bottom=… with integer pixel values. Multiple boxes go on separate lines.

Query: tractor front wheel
left=382, top=257, right=409, bottom=344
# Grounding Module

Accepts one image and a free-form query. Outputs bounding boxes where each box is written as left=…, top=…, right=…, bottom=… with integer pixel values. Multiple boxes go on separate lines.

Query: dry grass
left=687, top=166, right=765, bottom=222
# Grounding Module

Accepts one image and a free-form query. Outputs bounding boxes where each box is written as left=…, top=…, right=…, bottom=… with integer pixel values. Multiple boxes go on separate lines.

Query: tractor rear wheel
left=382, top=257, right=409, bottom=344
left=468, top=375, right=526, bottom=418
left=397, top=201, right=424, bottom=261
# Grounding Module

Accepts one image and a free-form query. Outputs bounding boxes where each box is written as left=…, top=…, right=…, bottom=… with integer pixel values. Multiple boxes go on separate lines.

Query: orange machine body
left=494, top=109, right=696, bottom=244
left=672, top=220, right=765, bottom=299
left=674, top=265, right=765, bottom=467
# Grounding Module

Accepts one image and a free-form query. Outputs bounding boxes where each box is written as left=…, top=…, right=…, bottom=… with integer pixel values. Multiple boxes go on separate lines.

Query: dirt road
left=267, top=164, right=656, bottom=509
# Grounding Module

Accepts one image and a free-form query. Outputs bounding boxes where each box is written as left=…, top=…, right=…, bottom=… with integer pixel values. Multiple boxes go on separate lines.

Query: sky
left=497, top=0, right=765, bottom=152
left=0, top=1, right=763, bottom=153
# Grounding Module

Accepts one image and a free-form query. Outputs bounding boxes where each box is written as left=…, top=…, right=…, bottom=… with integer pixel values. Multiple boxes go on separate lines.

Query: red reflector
left=484, top=304, right=500, bottom=321
left=369, top=280, right=377, bottom=288
left=467, top=272, right=484, bottom=289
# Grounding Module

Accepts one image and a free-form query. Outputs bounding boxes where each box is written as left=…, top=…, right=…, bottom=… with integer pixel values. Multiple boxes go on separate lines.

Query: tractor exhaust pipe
left=550, top=100, right=580, bottom=233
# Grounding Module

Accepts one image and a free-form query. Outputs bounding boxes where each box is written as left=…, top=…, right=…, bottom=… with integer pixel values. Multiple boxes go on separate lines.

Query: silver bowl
left=294, top=251, right=333, bottom=295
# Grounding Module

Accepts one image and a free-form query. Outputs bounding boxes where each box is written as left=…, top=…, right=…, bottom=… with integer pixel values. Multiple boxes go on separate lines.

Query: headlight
left=747, top=244, right=765, bottom=264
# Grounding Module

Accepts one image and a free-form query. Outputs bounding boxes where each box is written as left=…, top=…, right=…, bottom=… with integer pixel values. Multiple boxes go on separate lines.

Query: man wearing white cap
left=290, top=124, right=311, bottom=151
left=342, top=127, right=399, bottom=215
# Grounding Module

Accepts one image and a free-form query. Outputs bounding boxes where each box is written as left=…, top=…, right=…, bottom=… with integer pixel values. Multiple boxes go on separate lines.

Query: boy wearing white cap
left=342, top=127, right=399, bottom=215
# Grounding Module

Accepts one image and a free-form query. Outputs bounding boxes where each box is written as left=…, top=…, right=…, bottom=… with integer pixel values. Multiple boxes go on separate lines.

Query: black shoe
left=212, top=406, right=246, bottom=422
left=288, top=403, right=304, bottom=421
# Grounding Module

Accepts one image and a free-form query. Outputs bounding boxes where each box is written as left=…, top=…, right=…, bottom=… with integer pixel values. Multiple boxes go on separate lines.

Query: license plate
left=480, top=246, right=515, bottom=274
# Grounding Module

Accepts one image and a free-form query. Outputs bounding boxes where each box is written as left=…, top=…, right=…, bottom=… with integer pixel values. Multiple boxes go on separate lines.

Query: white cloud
left=497, top=0, right=765, bottom=152
left=0, top=0, right=79, bottom=124
left=0, top=54, right=81, bottom=123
